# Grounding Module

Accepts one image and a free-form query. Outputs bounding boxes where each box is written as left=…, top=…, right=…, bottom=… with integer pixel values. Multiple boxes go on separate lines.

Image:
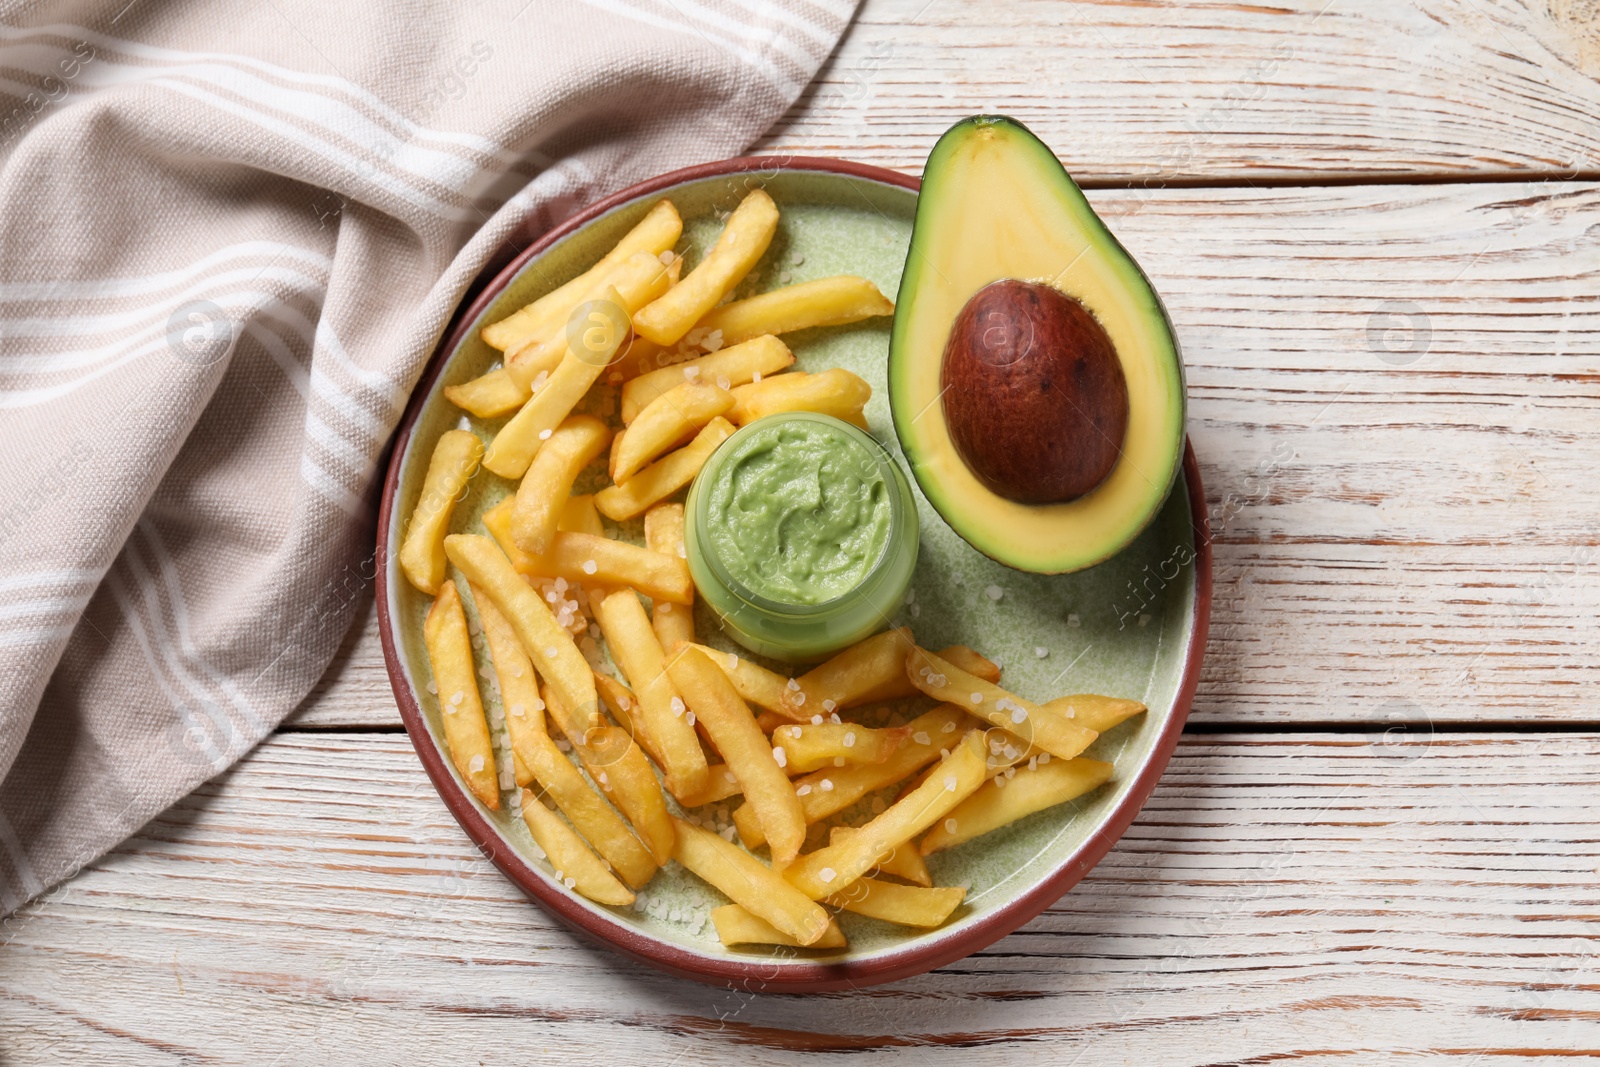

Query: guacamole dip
left=700, top=417, right=893, bottom=605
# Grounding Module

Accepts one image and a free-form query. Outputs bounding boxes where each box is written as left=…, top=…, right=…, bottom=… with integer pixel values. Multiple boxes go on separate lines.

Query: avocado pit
left=939, top=279, right=1129, bottom=504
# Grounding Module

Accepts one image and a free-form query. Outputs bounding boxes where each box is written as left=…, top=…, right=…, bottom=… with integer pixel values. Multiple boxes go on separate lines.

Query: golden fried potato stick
left=440, top=367, right=526, bottom=420
left=399, top=430, right=483, bottom=595
left=1040, top=695, right=1148, bottom=734
left=920, top=756, right=1114, bottom=856
left=481, top=198, right=681, bottom=351
left=692, top=275, right=893, bottom=349
left=470, top=581, right=549, bottom=779
left=666, top=646, right=805, bottom=864
left=677, top=763, right=742, bottom=808
left=733, top=704, right=969, bottom=848
left=593, top=416, right=735, bottom=521
left=423, top=581, right=500, bottom=809
left=483, top=285, right=628, bottom=479
left=684, top=643, right=793, bottom=718
left=512, top=415, right=611, bottom=556
left=442, top=534, right=597, bottom=720
left=645, top=504, right=694, bottom=651
left=770, top=721, right=910, bottom=775
left=781, top=627, right=915, bottom=717
left=936, top=645, right=1002, bottom=685
left=521, top=791, right=636, bottom=907
left=906, top=648, right=1099, bottom=764
left=593, top=589, right=708, bottom=800
left=632, top=189, right=779, bottom=345
left=783, top=730, right=987, bottom=899
left=481, top=499, right=693, bottom=605
left=823, top=877, right=964, bottom=928
left=611, top=381, right=733, bottom=483
left=830, top=826, right=931, bottom=887
left=711, top=904, right=847, bottom=949
left=672, top=817, right=831, bottom=946
left=559, top=494, right=606, bottom=538
left=620, top=334, right=794, bottom=423
left=727, top=368, right=871, bottom=428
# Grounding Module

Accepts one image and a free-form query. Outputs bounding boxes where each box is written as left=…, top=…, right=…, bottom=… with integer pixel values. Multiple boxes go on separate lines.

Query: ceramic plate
left=376, top=156, right=1211, bottom=990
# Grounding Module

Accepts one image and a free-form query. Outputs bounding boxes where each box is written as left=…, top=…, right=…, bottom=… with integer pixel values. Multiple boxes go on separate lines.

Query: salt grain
left=511, top=703, right=525, bottom=718
left=773, top=746, right=787, bottom=767
left=686, top=711, right=696, bottom=726
left=811, top=714, right=823, bottom=725
left=545, top=647, right=558, bottom=659
left=469, top=754, right=485, bottom=773
left=819, top=867, right=836, bottom=883
left=913, top=731, right=931, bottom=746
left=581, top=559, right=597, bottom=575
left=538, top=428, right=553, bottom=441
left=985, top=585, right=1003, bottom=601
left=1067, top=613, right=1081, bottom=628
left=834, top=757, right=845, bottom=767
left=1011, top=708, right=1027, bottom=724
left=792, top=692, right=806, bottom=706
left=1039, top=752, right=1051, bottom=764
left=426, top=680, right=438, bottom=694
left=819, top=778, right=833, bottom=792
left=796, top=784, right=812, bottom=796
left=970, top=692, right=983, bottom=705
left=786, top=678, right=800, bottom=691
left=944, top=818, right=958, bottom=834
left=944, top=775, right=957, bottom=792
left=843, top=731, right=856, bottom=748
left=1035, top=646, right=1049, bottom=658
left=671, top=696, right=686, bottom=716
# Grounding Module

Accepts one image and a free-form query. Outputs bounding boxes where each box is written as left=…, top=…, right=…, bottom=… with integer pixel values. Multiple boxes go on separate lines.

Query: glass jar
left=685, top=412, right=919, bottom=663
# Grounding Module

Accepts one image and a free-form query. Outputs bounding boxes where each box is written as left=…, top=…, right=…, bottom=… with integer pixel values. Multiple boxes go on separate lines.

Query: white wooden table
left=6, top=1, right=1599, bottom=1061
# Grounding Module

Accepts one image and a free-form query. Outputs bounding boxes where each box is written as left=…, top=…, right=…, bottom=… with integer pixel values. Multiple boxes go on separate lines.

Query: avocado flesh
left=889, top=115, right=1186, bottom=574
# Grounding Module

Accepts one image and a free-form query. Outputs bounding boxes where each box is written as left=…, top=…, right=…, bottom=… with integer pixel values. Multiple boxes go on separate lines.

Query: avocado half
left=888, top=115, right=1186, bottom=574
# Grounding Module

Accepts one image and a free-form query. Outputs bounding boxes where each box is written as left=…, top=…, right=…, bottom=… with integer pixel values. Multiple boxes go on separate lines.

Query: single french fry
left=504, top=252, right=675, bottom=391
left=693, top=275, right=894, bottom=349
left=783, top=730, right=988, bottom=899
left=521, top=791, right=635, bottom=906
left=906, top=649, right=1099, bottom=764
left=443, top=366, right=527, bottom=419
left=685, top=643, right=794, bottom=718
left=620, top=335, right=794, bottom=423
left=727, top=368, right=871, bottom=427
left=823, top=877, right=963, bottom=928
left=560, top=494, right=606, bottom=537
left=645, top=504, right=694, bottom=650
left=593, top=590, right=708, bottom=800
left=513, top=750, right=532, bottom=787
left=512, top=416, right=611, bottom=556
left=482, top=199, right=681, bottom=351
left=483, top=285, right=628, bottom=479
left=1041, top=695, right=1148, bottom=734
left=442, top=534, right=597, bottom=720
left=422, top=581, right=499, bottom=809
left=712, top=904, right=846, bottom=949
left=782, top=627, right=915, bottom=717
left=400, top=430, right=483, bottom=595
left=920, top=756, right=1114, bottom=856
left=633, top=189, right=779, bottom=345
left=733, top=704, right=969, bottom=848
left=470, top=582, right=548, bottom=789
left=594, top=417, right=735, bottom=521
left=770, top=721, right=910, bottom=775
left=756, top=710, right=790, bottom=736
left=937, top=645, right=1002, bottom=685
left=672, top=816, right=831, bottom=945
left=666, top=646, right=805, bottom=864
left=830, top=826, right=931, bottom=887
left=481, top=499, right=693, bottom=604
left=678, top=763, right=742, bottom=807
left=612, top=382, right=733, bottom=483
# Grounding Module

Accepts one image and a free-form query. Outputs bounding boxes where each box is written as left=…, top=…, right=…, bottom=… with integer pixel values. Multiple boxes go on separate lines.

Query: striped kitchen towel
left=0, top=0, right=856, bottom=914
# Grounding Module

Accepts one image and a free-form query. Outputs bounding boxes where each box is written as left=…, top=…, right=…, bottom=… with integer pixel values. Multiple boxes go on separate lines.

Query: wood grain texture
left=289, top=179, right=1600, bottom=730
left=755, top=0, right=1600, bottom=181
left=5, top=731, right=1598, bottom=1064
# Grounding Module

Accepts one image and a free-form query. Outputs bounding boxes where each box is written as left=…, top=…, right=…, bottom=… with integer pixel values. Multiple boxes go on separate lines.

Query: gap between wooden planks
left=3, top=731, right=1597, bottom=1064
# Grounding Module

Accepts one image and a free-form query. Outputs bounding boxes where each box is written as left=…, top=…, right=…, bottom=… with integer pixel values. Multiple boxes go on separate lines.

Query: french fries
left=593, top=416, right=735, bottom=521
left=620, top=335, right=794, bottom=424
left=823, top=877, right=964, bottom=928
left=937, top=645, right=1002, bottom=685
left=521, top=792, right=636, bottom=907
left=711, top=904, right=846, bottom=949
left=399, top=430, right=483, bottom=595
left=666, top=646, right=805, bottom=864
left=441, top=534, right=597, bottom=720
left=593, top=590, right=708, bottom=800
left=906, top=648, right=1098, bottom=764
left=784, top=730, right=988, bottom=899
left=483, top=285, right=629, bottom=479
left=770, top=721, right=910, bottom=774
left=1041, top=695, right=1148, bottom=734
left=470, top=582, right=548, bottom=786
left=920, top=756, right=1114, bottom=856
left=422, top=581, right=499, bottom=809
left=831, top=826, right=931, bottom=887
left=482, top=198, right=681, bottom=351
left=672, top=817, right=831, bottom=945
left=677, top=763, right=743, bottom=807
left=734, top=704, right=969, bottom=848
left=481, top=499, right=693, bottom=605
left=512, top=415, right=611, bottom=556
left=560, top=494, right=606, bottom=538
left=685, top=643, right=793, bottom=717
left=610, top=381, right=733, bottom=483
left=645, top=504, right=694, bottom=651
left=632, top=189, right=779, bottom=345
left=781, top=627, right=915, bottom=717
left=727, top=368, right=871, bottom=428
left=692, top=275, right=894, bottom=349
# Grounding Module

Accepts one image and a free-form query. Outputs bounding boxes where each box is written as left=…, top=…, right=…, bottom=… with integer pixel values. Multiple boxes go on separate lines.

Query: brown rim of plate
left=375, top=155, right=1212, bottom=993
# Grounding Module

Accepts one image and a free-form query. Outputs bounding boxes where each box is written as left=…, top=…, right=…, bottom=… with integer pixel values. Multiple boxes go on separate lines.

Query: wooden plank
left=3, top=730, right=1597, bottom=1062
left=757, top=0, right=1600, bottom=181
left=290, top=179, right=1600, bottom=729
